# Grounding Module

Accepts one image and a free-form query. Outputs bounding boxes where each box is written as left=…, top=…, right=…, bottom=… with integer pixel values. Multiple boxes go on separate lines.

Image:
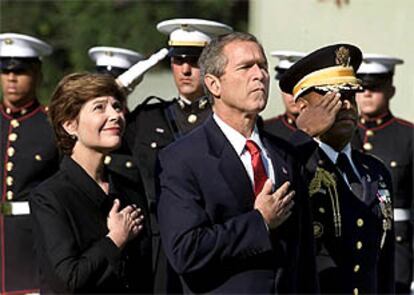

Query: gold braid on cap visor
left=292, top=66, right=361, bottom=99
left=168, top=40, right=208, bottom=47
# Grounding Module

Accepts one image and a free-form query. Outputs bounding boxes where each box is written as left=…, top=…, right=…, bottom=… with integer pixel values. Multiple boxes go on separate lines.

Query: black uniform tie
left=336, top=153, right=363, bottom=199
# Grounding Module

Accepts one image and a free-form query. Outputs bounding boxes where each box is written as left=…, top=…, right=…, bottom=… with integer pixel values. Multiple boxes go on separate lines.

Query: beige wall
left=250, top=0, right=414, bottom=121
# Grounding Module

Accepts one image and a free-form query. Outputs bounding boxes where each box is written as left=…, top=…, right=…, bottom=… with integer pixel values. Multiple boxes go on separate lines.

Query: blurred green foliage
left=0, top=0, right=248, bottom=104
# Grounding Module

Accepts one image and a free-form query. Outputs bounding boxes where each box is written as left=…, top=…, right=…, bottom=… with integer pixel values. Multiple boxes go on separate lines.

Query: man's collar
left=316, top=139, right=352, bottom=164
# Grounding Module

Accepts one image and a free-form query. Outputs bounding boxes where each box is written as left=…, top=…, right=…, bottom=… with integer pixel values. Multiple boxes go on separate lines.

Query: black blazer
left=30, top=156, right=152, bottom=293
left=157, top=116, right=318, bottom=294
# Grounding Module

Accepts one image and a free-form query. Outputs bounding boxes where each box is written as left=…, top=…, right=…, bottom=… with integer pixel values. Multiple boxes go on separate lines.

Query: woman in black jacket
left=30, top=73, right=152, bottom=293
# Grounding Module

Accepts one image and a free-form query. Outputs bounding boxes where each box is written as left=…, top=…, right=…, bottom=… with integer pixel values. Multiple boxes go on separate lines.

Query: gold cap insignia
left=4, top=38, right=13, bottom=45
left=335, top=46, right=350, bottom=67
left=104, top=51, right=114, bottom=57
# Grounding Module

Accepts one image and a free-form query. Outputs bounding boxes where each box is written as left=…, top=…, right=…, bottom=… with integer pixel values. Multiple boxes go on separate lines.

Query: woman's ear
left=62, top=120, right=78, bottom=137
left=204, top=74, right=221, bottom=98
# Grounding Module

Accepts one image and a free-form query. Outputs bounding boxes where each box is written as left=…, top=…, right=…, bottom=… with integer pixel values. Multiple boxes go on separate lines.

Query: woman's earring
left=71, top=134, right=77, bottom=140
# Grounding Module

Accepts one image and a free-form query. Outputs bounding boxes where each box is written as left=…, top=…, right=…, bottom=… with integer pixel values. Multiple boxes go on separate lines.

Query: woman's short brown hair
left=48, top=72, right=126, bottom=155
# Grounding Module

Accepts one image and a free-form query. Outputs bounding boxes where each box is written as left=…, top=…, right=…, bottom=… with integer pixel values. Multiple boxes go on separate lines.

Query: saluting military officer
left=280, top=43, right=395, bottom=294
left=0, top=33, right=60, bottom=293
left=264, top=51, right=304, bottom=140
left=88, top=46, right=144, bottom=182
left=352, top=54, right=413, bottom=294
left=124, top=18, right=232, bottom=293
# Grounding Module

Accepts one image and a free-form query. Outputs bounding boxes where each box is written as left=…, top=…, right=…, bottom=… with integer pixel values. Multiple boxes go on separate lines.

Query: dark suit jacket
left=157, top=116, right=318, bottom=294
left=30, top=156, right=152, bottom=294
left=304, top=147, right=395, bottom=294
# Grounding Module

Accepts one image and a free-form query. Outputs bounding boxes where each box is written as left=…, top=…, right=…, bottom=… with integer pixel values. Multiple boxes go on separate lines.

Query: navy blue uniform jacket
left=157, top=116, right=318, bottom=294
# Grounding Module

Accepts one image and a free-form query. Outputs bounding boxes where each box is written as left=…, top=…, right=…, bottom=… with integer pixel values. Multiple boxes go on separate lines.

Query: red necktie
left=245, top=140, right=268, bottom=197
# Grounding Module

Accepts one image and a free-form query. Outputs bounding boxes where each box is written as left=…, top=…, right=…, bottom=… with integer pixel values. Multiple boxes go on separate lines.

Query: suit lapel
left=261, top=135, right=291, bottom=188
left=204, top=117, right=255, bottom=207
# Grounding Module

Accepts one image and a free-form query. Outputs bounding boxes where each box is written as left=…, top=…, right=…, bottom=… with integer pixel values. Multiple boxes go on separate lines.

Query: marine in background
left=353, top=54, right=413, bottom=294
left=0, top=32, right=59, bottom=294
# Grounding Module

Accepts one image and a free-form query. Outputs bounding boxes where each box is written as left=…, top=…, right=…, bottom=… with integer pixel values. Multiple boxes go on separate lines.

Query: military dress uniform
left=305, top=146, right=394, bottom=294
left=264, top=113, right=297, bottom=140
left=0, top=101, right=60, bottom=293
left=279, top=43, right=396, bottom=294
left=0, top=32, right=60, bottom=294
left=352, top=53, right=413, bottom=293
left=353, top=112, right=414, bottom=292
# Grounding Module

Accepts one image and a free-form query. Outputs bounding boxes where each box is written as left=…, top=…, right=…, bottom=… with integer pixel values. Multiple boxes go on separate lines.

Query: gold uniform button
left=6, top=162, right=14, bottom=172
left=35, top=154, right=42, bottom=161
left=6, top=108, right=11, bottom=114
left=390, top=161, right=397, bottom=168
left=356, top=218, right=364, bottom=227
left=125, top=161, right=133, bottom=168
left=356, top=241, right=363, bottom=250
left=44, top=106, right=49, bottom=112
left=6, top=191, right=14, bottom=200
left=8, top=133, right=18, bottom=142
left=7, top=147, right=15, bottom=157
left=187, top=114, right=198, bottom=124
left=20, top=108, right=27, bottom=115
left=318, top=207, right=326, bottom=214
left=360, top=118, right=366, bottom=124
left=376, top=118, right=383, bottom=125
left=150, top=142, right=157, bottom=149
left=10, top=119, right=20, bottom=128
left=396, top=236, right=403, bottom=242
left=287, top=118, right=294, bottom=125
left=104, top=155, right=112, bottom=165
left=363, top=142, right=373, bottom=151
left=366, top=130, right=374, bottom=137
left=354, top=264, right=360, bottom=272
left=6, top=176, right=13, bottom=186
left=353, top=287, right=359, bottom=295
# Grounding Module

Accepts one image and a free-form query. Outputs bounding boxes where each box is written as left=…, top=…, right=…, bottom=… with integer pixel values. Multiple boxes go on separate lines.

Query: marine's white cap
left=88, top=46, right=144, bottom=70
left=0, top=32, right=52, bottom=58
left=157, top=18, right=233, bottom=57
left=357, top=54, right=403, bottom=75
left=271, top=50, right=305, bottom=80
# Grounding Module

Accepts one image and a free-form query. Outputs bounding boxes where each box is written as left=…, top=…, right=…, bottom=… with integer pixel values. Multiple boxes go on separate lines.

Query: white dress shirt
left=213, top=114, right=276, bottom=190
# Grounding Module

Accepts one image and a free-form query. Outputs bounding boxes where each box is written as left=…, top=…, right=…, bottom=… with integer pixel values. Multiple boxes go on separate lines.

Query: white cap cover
left=157, top=18, right=233, bottom=47
left=357, top=53, right=403, bottom=74
left=0, top=32, right=52, bottom=58
left=88, top=46, right=144, bottom=70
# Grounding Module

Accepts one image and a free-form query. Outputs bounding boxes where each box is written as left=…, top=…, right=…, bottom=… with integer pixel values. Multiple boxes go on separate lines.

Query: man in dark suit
left=157, top=32, right=342, bottom=294
left=124, top=18, right=233, bottom=293
left=0, top=33, right=60, bottom=293
left=280, top=43, right=395, bottom=294
left=353, top=54, right=413, bottom=293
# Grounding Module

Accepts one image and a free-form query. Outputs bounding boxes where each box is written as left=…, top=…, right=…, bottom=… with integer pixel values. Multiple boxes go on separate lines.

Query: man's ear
left=388, top=85, right=396, bottom=100
left=62, top=120, right=78, bottom=137
left=204, top=74, right=221, bottom=98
